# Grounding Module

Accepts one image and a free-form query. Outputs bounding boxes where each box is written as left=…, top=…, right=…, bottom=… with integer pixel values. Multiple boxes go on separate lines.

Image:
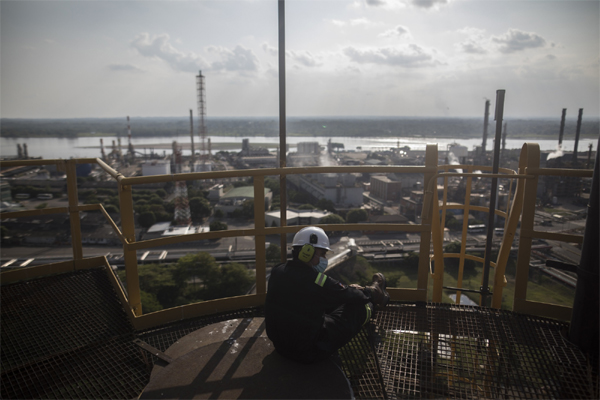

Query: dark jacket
left=265, top=259, right=370, bottom=362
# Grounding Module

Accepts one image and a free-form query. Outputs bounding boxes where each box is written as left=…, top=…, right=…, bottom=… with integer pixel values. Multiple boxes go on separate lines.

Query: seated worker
left=265, top=226, right=389, bottom=364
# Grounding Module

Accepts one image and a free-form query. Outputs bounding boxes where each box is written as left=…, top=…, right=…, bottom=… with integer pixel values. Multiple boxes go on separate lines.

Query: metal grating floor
left=372, top=303, right=598, bottom=399
left=1, top=268, right=598, bottom=399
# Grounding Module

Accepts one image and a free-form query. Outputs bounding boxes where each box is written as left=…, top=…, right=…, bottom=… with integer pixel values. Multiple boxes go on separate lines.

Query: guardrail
left=1, top=142, right=592, bottom=328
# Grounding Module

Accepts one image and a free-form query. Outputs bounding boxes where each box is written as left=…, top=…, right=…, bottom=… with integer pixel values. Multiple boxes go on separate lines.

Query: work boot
left=366, top=273, right=389, bottom=310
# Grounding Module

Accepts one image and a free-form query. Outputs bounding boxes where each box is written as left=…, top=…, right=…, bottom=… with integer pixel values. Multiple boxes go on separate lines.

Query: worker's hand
left=349, top=284, right=365, bottom=290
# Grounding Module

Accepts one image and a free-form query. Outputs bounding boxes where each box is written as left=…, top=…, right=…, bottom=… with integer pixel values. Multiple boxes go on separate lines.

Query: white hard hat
left=292, top=226, right=331, bottom=251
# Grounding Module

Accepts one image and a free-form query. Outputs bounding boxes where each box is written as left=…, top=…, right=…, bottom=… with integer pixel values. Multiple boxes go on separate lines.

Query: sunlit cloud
left=207, top=45, right=259, bottom=72
left=364, top=0, right=449, bottom=10
left=287, top=50, right=322, bottom=68
left=492, top=29, right=547, bottom=53
left=331, top=17, right=382, bottom=27
left=343, top=44, right=443, bottom=67
left=379, top=25, right=411, bottom=39
left=131, top=33, right=206, bottom=72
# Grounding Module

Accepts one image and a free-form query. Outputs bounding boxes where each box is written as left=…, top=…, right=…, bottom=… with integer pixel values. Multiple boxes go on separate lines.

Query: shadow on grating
left=2, top=269, right=597, bottom=400
left=372, top=302, right=598, bottom=400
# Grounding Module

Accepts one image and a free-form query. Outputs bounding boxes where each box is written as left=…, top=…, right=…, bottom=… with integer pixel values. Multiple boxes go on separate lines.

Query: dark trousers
left=313, top=302, right=373, bottom=362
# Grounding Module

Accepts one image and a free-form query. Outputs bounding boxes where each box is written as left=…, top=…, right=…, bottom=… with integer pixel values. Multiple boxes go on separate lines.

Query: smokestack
left=482, top=100, right=490, bottom=159
left=100, top=139, right=106, bottom=160
left=573, top=108, right=583, bottom=164
left=558, top=108, right=566, bottom=147
left=23, top=144, right=28, bottom=159
left=17, top=144, right=23, bottom=159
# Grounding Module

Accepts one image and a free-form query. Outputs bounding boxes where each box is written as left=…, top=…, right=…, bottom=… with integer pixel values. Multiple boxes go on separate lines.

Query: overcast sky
left=1, top=0, right=598, bottom=119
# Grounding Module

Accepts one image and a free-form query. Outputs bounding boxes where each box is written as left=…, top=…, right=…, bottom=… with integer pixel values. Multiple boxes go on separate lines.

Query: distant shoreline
left=2, top=116, right=598, bottom=140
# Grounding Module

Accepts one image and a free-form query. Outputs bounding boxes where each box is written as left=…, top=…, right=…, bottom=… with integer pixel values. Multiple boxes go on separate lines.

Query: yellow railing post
left=65, top=160, right=83, bottom=262
left=491, top=145, right=527, bottom=308
left=119, top=183, right=142, bottom=316
left=254, top=176, right=267, bottom=296
left=419, top=144, right=438, bottom=301
left=513, top=143, right=540, bottom=313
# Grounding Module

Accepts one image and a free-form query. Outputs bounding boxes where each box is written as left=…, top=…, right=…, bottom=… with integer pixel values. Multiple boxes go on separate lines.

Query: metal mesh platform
left=1, top=268, right=597, bottom=399
left=372, top=303, right=598, bottom=399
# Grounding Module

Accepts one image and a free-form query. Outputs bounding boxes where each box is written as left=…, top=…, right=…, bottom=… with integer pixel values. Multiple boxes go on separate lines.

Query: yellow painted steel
left=415, top=144, right=438, bottom=302
left=513, top=144, right=540, bottom=314
left=131, top=294, right=266, bottom=331
left=1, top=142, right=592, bottom=326
left=118, top=184, right=142, bottom=317
left=491, top=145, right=526, bottom=308
left=65, top=159, right=83, bottom=261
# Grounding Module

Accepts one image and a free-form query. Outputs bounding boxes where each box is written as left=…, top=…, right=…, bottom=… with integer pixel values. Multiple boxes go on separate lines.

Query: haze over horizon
left=1, top=0, right=598, bottom=120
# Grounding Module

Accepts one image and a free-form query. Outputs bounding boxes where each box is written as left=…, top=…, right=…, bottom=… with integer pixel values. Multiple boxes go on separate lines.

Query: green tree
left=214, top=209, right=224, bottom=219
left=210, top=263, right=253, bottom=299
left=140, top=291, right=163, bottom=313
left=240, top=199, right=255, bottom=219
left=139, top=211, right=156, bottom=229
left=316, top=198, right=336, bottom=213
left=137, top=264, right=181, bottom=308
left=346, top=208, right=368, bottom=223
left=35, top=202, right=48, bottom=210
left=298, top=204, right=315, bottom=210
left=210, top=220, right=228, bottom=231
left=266, top=243, right=282, bottom=265
left=104, top=204, right=119, bottom=214
left=189, top=197, right=211, bottom=220
left=319, top=214, right=345, bottom=224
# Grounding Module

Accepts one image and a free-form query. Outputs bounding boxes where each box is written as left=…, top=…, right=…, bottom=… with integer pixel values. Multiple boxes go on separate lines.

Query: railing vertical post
left=278, top=0, right=288, bottom=264
left=513, top=143, right=540, bottom=312
left=491, top=145, right=527, bottom=308
left=119, top=183, right=142, bottom=316
left=419, top=144, right=438, bottom=301
left=65, top=160, right=83, bottom=262
left=254, top=176, right=267, bottom=296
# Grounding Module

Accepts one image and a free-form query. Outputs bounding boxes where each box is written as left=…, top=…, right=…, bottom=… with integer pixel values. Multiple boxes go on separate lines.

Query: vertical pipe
left=558, top=108, right=566, bottom=148
left=278, top=0, right=288, bottom=263
left=482, top=100, right=490, bottom=163
left=573, top=108, right=583, bottom=164
left=569, top=137, right=599, bottom=365
left=65, top=160, right=83, bottom=262
left=481, top=89, right=505, bottom=306
left=418, top=144, right=438, bottom=301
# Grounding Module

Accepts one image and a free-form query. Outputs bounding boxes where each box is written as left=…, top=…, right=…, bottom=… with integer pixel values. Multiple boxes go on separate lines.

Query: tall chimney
left=482, top=100, right=490, bottom=160
left=573, top=108, right=583, bottom=164
left=558, top=108, right=566, bottom=147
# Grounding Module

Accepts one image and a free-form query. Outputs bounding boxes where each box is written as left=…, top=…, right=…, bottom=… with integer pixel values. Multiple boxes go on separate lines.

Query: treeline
left=2, top=116, right=598, bottom=139
left=117, top=252, right=254, bottom=313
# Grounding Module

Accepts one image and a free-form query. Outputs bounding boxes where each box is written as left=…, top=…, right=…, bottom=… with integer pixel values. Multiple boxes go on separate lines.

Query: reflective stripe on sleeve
left=315, top=272, right=327, bottom=287
left=363, top=303, right=372, bottom=326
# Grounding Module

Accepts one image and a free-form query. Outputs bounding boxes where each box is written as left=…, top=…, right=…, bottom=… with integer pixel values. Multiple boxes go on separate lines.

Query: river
left=1, top=135, right=595, bottom=160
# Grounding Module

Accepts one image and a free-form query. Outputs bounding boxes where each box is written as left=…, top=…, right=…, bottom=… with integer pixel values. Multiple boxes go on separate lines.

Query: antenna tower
left=172, top=141, right=191, bottom=226
left=196, top=70, right=207, bottom=166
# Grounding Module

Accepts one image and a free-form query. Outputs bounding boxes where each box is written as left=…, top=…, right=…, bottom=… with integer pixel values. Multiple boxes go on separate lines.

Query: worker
left=265, top=226, right=389, bottom=364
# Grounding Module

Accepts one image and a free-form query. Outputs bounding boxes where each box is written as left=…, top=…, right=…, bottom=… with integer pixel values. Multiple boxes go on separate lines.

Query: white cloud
left=492, top=29, right=547, bottom=54
left=331, top=17, right=382, bottom=27
left=343, top=44, right=443, bottom=68
left=364, top=0, right=448, bottom=10
left=287, top=50, right=322, bottom=68
left=131, top=33, right=206, bottom=72
left=207, top=45, right=259, bottom=72
left=262, top=42, right=278, bottom=57
left=379, top=25, right=411, bottom=39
